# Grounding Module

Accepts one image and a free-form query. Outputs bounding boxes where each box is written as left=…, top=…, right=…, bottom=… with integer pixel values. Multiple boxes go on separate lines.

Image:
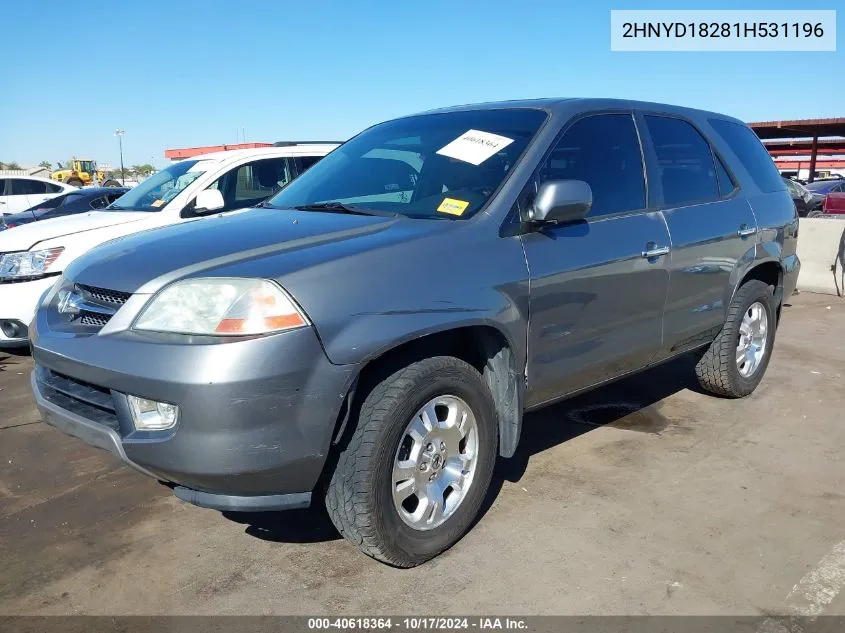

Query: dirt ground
left=1, top=292, right=843, bottom=616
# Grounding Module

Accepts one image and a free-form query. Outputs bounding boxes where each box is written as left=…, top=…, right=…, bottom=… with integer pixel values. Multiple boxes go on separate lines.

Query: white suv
left=0, top=143, right=338, bottom=346
left=0, top=176, right=76, bottom=215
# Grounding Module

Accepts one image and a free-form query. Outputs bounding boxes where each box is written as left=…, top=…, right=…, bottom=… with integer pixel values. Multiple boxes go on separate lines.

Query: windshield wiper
left=293, top=202, right=402, bottom=217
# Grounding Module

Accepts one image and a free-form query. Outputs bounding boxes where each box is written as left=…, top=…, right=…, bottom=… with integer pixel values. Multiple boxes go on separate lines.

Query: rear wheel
left=325, top=356, right=498, bottom=567
left=102, top=179, right=121, bottom=187
left=807, top=210, right=824, bottom=218
left=695, top=279, right=776, bottom=398
left=65, top=177, right=84, bottom=187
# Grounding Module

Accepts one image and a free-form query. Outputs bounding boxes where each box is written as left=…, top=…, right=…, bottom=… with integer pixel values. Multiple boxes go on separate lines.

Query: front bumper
left=31, top=314, right=357, bottom=510
left=0, top=276, right=56, bottom=346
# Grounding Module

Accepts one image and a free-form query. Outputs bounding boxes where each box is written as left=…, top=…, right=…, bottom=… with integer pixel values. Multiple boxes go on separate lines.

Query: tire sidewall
left=369, top=361, right=497, bottom=561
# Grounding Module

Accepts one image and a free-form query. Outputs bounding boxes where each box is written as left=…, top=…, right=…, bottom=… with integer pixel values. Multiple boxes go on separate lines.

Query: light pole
left=114, top=129, right=125, bottom=185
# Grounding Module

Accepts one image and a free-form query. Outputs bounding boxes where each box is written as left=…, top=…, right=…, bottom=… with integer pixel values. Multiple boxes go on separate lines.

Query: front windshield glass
left=267, top=108, right=548, bottom=219
left=108, top=160, right=205, bottom=212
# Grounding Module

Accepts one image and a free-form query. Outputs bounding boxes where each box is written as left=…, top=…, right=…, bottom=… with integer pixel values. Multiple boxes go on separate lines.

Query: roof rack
left=273, top=141, right=343, bottom=147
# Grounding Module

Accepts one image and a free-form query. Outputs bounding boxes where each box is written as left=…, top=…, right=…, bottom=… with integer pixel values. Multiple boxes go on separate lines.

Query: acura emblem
left=57, top=289, right=83, bottom=317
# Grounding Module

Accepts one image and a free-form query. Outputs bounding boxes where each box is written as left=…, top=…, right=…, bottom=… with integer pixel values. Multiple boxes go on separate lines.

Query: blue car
left=804, top=178, right=845, bottom=195
left=1, top=187, right=129, bottom=229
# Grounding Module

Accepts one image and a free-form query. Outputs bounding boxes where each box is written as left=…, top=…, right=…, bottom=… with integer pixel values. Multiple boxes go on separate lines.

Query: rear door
left=639, top=113, right=758, bottom=360
left=6, top=178, right=45, bottom=212
left=521, top=112, right=671, bottom=408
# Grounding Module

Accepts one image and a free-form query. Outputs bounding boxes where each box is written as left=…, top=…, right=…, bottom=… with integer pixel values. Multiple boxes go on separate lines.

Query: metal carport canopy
left=749, top=118, right=845, bottom=182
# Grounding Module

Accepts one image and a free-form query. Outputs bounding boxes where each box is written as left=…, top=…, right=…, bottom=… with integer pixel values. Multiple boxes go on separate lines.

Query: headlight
left=0, top=248, right=64, bottom=282
left=133, top=278, right=308, bottom=336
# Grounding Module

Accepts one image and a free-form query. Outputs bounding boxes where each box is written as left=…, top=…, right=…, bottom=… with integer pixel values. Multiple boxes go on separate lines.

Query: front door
left=521, top=113, right=671, bottom=409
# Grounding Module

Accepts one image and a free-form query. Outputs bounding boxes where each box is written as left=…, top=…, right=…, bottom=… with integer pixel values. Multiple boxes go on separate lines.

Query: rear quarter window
left=709, top=119, right=784, bottom=193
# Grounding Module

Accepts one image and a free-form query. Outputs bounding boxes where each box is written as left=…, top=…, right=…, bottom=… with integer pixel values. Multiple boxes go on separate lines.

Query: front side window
left=267, top=109, right=549, bottom=219
left=200, top=158, right=294, bottom=213
left=108, top=160, right=206, bottom=212
left=538, top=113, right=646, bottom=218
left=645, top=116, right=719, bottom=207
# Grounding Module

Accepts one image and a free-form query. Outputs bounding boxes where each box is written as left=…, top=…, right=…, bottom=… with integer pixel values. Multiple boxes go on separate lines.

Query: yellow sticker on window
left=437, top=198, right=469, bottom=216
left=151, top=199, right=164, bottom=208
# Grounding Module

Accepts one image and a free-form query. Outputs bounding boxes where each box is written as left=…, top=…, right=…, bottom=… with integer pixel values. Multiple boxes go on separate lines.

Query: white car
left=0, top=143, right=338, bottom=346
left=0, top=175, right=76, bottom=215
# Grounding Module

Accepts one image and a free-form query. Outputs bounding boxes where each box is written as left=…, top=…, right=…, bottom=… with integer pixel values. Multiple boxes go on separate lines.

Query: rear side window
left=45, top=182, right=64, bottom=193
left=709, top=119, right=784, bottom=193
left=539, top=113, right=646, bottom=217
left=644, top=116, right=719, bottom=207
left=11, top=179, right=48, bottom=195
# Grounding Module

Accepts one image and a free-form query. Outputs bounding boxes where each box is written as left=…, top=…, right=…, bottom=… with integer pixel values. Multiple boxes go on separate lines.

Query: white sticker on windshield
left=436, top=129, right=514, bottom=166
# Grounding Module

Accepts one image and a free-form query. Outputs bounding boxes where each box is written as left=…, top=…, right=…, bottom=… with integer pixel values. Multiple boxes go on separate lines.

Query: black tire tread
left=325, top=356, right=489, bottom=567
left=695, top=279, right=774, bottom=398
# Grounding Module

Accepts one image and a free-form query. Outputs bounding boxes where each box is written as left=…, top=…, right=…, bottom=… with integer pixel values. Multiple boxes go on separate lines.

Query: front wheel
left=326, top=356, right=498, bottom=567
left=807, top=210, right=824, bottom=218
left=102, top=179, right=122, bottom=187
left=695, top=279, right=776, bottom=398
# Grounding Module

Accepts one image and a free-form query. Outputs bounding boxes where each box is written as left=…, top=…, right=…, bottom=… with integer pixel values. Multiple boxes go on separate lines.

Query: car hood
left=0, top=211, right=150, bottom=252
left=65, top=208, right=450, bottom=294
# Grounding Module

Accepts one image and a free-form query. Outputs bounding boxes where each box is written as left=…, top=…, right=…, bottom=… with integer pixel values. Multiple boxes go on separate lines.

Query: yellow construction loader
left=51, top=159, right=122, bottom=187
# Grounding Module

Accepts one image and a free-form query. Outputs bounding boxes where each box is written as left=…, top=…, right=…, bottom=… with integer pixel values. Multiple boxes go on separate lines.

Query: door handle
left=737, top=225, right=757, bottom=237
left=642, top=245, right=670, bottom=259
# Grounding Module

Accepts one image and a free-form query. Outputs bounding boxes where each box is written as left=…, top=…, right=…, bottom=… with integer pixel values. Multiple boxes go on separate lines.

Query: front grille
left=80, top=314, right=110, bottom=327
left=49, top=283, right=133, bottom=334
left=77, top=284, right=131, bottom=306
left=36, top=366, right=120, bottom=433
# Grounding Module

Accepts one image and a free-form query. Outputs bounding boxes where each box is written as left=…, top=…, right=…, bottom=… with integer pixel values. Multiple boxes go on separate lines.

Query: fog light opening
left=127, top=395, right=179, bottom=431
left=0, top=320, right=27, bottom=340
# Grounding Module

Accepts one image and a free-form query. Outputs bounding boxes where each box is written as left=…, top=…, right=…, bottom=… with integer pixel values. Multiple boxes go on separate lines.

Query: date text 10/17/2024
left=307, top=617, right=529, bottom=630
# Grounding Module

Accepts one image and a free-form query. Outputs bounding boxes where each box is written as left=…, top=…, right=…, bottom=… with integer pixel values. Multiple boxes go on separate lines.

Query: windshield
left=267, top=108, right=548, bottom=219
left=108, top=160, right=206, bottom=212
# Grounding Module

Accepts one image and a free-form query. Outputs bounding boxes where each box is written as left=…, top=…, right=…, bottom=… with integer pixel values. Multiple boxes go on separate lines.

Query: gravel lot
left=1, top=292, right=844, bottom=616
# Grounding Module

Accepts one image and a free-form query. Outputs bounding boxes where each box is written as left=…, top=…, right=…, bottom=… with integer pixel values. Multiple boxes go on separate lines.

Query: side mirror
left=529, top=180, right=592, bottom=224
left=194, top=189, right=225, bottom=214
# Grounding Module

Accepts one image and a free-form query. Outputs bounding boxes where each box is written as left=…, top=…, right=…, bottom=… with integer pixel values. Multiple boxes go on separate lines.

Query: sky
left=1, top=0, right=842, bottom=169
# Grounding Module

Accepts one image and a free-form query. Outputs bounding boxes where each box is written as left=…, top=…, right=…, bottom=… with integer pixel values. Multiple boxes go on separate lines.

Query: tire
left=326, top=356, right=498, bottom=567
left=695, top=279, right=777, bottom=398
left=102, top=179, right=121, bottom=187
left=66, top=177, right=84, bottom=187
left=807, top=210, right=824, bottom=218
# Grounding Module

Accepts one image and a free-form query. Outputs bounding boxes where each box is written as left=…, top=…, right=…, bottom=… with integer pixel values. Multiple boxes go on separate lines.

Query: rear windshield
left=266, top=108, right=549, bottom=219
left=31, top=194, right=69, bottom=210
left=805, top=180, right=840, bottom=192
